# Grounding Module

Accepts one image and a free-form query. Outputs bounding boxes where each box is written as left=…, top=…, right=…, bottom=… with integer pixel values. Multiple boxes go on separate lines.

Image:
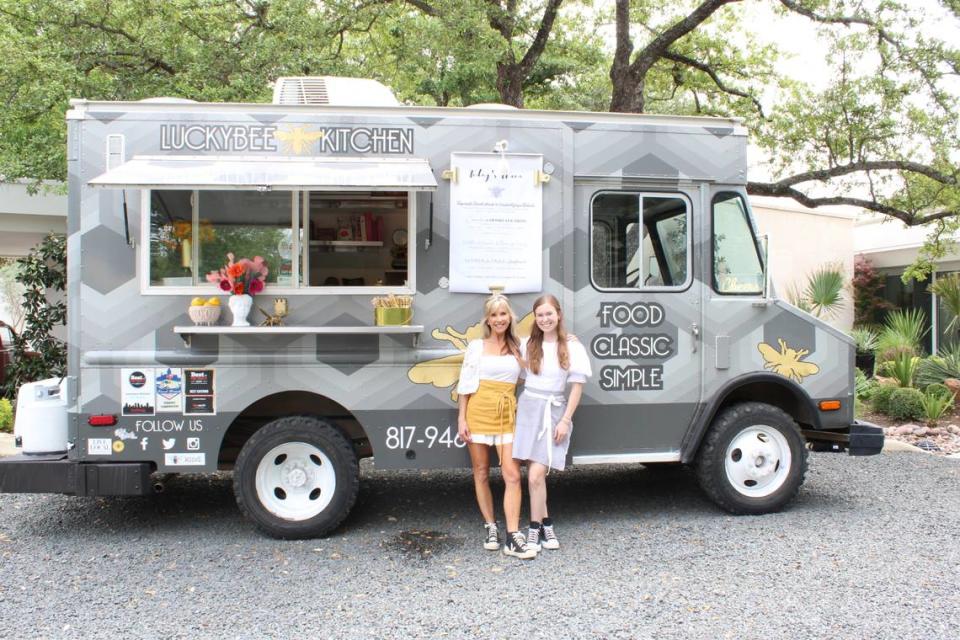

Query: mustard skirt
left=466, top=380, right=518, bottom=437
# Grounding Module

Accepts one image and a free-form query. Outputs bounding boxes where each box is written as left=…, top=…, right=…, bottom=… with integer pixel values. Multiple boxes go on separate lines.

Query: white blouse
left=520, top=337, right=592, bottom=393
left=456, top=339, right=521, bottom=394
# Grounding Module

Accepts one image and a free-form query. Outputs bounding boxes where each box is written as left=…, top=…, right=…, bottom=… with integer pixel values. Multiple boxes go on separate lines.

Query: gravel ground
left=1, top=452, right=958, bottom=639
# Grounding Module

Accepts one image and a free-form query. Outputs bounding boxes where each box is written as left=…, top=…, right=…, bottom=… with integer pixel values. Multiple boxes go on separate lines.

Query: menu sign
left=448, top=153, right=544, bottom=294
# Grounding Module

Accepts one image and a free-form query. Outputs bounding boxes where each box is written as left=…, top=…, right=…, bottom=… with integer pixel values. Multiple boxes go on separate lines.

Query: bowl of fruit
left=188, top=296, right=222, bottom=325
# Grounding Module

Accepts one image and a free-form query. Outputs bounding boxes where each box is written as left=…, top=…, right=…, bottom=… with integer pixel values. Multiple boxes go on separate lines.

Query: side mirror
left=761, top=233, right=771, bottom=300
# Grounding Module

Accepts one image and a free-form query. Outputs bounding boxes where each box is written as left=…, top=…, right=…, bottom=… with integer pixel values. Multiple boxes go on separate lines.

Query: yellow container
left=375, top=307, right=413, bottom=326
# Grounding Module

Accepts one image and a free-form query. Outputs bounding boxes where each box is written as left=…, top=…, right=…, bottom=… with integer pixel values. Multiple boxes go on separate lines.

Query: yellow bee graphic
left=274, top=127, right=324, bottom=154
left=757, top=338, right=820, bottom=384
left=408, top=313, right=535, bottom=402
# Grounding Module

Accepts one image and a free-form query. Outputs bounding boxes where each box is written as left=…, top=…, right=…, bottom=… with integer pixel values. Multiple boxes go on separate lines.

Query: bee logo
left=757, top=338, right=820, bottom=384
left=407, top=313, right=535, bottom=402
left=274, top=127, right=325, bottom=155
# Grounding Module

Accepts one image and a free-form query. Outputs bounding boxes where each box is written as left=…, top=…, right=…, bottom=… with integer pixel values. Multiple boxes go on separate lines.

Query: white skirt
left=469, top=433, right=514, bottom=446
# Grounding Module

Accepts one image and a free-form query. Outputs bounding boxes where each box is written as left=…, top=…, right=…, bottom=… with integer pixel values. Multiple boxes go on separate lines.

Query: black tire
left=694, top=402, right=807, bottom=515
left=233, top=416, right=359, bottom=539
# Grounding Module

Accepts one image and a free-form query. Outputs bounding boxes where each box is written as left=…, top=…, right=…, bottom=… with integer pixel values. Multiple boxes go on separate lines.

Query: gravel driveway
left=1, top=452, right=958, bottom=639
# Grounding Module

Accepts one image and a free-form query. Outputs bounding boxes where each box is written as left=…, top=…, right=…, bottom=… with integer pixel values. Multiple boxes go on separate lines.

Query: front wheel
left=695, top=402, right=807, bottom=515
left=233, top=416, right=359, bottom=539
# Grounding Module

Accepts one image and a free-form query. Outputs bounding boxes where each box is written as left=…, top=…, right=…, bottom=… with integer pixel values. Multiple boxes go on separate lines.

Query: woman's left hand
left=554, top=419, right=569, bottom=443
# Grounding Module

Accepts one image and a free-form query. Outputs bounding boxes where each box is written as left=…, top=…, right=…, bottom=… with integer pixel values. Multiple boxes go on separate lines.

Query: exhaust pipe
left=151, top=473, right=172, bottom=494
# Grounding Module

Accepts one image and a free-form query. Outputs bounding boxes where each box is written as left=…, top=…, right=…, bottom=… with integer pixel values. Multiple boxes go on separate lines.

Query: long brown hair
left=482, top=293, right=522, bottom=360
left=527, top=294, right=569, bottom=375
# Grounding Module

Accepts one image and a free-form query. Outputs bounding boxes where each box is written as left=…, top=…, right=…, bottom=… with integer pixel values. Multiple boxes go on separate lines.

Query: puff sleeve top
left=520, top=337, right=592, bottom=393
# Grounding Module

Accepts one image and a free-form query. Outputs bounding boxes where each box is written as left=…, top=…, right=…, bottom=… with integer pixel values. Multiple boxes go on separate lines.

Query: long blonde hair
left=482, top=293, right=522, bottom=360
left=526, top=294, right=570, bottom=375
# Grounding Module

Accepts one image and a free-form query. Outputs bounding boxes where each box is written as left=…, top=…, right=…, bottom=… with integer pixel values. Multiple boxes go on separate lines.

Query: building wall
left=0, top=182, right=67, bottom=327
left=751, top=195, right=857, bottom=331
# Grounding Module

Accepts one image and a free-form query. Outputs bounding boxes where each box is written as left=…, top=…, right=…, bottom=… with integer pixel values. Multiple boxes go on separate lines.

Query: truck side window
left=712, top=193, right=763, bottom=294
left=591, top=192, right=689, bottom=290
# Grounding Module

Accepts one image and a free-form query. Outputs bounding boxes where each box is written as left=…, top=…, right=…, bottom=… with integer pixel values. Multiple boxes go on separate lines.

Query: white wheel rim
left=254, top=441, right=336, bottom=521
left=724, top=426, right=792, bottom=498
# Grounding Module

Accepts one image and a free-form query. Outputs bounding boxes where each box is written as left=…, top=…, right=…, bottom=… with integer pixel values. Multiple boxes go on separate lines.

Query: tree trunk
left=496, top=62, right=524, bottom=107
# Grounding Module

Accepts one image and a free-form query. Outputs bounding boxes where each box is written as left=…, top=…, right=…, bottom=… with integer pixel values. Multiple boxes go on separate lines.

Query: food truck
left=0, top=77, right=882, bottom=539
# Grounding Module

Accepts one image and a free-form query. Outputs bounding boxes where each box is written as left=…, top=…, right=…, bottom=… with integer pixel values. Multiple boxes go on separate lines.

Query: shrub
left=919, top=388, right=955, bottom=426
left=887, top=387, right=925, bottom=421
left=853, top=255, right=893, bottom=325
left=870, top=383, right=898, bottom=414
left=915, top=343, right=960, bottom=388
left=2, top=234, right=66, bottom=399
left=923, top=382, right=951, bottom=398
left=0, top=398, right=12, bottom=433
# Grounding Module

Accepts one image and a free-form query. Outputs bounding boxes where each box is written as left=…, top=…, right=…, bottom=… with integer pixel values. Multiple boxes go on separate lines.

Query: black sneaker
left=483, top=522, right=500, bottom=551
left=541, top=523, right=560, bottom=550
left=503, top=530, right=537, bottom=559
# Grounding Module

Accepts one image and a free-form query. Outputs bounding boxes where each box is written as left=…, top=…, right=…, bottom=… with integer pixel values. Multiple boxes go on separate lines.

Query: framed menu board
left=447, top=152, right=544, bottom=294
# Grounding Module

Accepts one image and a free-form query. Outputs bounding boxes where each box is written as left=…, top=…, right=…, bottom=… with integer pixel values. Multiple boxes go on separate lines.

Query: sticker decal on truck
left=592, top=302, right=675, bottom=391
left=758, top=338, right=820, bottom=383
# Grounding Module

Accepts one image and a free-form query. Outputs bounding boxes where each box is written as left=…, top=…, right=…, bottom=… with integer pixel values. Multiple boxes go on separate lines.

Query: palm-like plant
left=930, top=273, right=960, bottom=336
left=787, top=263, right=846, bottom=319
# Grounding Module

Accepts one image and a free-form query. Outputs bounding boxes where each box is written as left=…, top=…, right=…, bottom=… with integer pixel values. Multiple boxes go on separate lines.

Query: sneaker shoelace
left=542, top=525, right=557, bottom=542
left=526, top=528, right=540, bottom=546
left=511, top=531, right=528, bottom=550
left=485, top=524, right=499, bottom=544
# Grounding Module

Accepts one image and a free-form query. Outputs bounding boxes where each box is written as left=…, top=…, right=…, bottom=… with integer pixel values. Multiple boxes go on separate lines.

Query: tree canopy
left=1, top=0, right=958, bottom=263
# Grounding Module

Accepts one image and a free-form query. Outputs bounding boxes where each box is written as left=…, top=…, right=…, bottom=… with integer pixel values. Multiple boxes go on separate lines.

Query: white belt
left=523, top=390, right=565, bottom=472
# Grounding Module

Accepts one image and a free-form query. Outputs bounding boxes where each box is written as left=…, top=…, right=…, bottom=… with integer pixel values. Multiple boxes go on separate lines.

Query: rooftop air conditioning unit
left=272, top=76, right=400, bottom=107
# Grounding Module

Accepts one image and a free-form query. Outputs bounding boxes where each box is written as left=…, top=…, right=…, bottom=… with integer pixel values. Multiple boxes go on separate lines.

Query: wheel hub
left=254, top=441, right=336, bottom=521
left=284, top=464, right=309, bottom=488
left=724, top=425, right=792, bottom=498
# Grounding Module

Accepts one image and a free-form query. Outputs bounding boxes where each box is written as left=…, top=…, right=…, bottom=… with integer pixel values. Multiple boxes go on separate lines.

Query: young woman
left=513, top=294, right=592, bottom=553
left=457, top=293, right=536, bottom=559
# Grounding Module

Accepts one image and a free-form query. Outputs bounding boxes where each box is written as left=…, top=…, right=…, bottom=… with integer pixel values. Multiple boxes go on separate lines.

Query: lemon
left=191, top=297, right=206, bottom=307
left=206, top=297, right=221, bottom=306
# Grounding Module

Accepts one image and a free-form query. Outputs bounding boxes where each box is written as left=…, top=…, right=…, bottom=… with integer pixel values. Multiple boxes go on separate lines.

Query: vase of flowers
left=206, top=253, right=269, bottom=327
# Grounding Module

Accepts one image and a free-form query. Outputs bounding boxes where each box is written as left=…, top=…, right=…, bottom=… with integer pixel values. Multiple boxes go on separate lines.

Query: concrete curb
left=882, top=438, right=926, bottom=454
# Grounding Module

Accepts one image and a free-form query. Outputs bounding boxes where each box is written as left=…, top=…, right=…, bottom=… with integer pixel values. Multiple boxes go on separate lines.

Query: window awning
left=88, top=155, right=438, bottom=191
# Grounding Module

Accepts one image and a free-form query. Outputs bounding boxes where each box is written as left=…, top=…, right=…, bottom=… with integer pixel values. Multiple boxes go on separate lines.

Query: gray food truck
left=0, top=77, right=882, bottom=539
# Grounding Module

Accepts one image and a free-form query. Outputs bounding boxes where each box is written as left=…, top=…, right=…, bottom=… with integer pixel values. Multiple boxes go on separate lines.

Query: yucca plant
left=919, top=388, right=955, bottom=426
left=888, top=351, right=920, bottom=387
left=877, top=308, right=928, bottom=361
left=850, top=327, right=879, bottom=354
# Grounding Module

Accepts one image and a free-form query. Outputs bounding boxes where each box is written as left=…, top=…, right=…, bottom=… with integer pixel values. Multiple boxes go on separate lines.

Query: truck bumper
left=0, top=454, right=153, bottom=496
left=802, top=421, right=884, bottom=456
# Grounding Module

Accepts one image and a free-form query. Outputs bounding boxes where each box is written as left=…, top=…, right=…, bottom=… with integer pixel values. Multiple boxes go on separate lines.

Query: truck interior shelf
left=173, top=324, right=424, bottom=347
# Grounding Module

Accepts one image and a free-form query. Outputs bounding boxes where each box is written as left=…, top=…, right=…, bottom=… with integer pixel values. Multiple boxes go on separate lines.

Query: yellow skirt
left=466, top=380, right=517, bottom=437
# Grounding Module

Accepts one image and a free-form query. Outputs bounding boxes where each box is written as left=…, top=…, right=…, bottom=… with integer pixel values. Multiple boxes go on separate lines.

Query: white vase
left=229, top=294, right=253, bottom=327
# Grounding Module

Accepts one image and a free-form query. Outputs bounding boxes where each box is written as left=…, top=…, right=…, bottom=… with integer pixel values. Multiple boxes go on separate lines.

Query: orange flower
left=227, top=263, right=246, bottom=279
left=233, top=283, right=245, bottom=295
left=172, top=221, right=192, bottom=240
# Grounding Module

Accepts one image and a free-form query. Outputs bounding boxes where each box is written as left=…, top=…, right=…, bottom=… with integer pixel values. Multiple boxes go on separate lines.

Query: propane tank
left=14, top=377, right=68, bottom=454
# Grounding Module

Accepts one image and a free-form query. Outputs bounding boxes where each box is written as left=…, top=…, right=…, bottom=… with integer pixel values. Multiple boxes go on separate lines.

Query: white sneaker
left=526, top=526, right=542, bottom=552
left=541, top=523, right=560, bottom=550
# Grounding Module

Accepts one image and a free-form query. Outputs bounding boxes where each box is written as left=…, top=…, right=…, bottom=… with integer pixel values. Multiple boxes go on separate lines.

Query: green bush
left=870, top=383, right=898, bottom=414
left=887, top=387, right=925, bottom=421
left=0, top=398, right=12, bottom=433
left=888, top=352, right=919, bottom=387
left=923, top=382, right=951, bottom=398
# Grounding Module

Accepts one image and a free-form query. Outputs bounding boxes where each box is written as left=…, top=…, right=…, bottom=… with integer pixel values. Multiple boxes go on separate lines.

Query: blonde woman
left=513, top=294, right=591, bottom=553
left=457, top=293, right=536, bottom=559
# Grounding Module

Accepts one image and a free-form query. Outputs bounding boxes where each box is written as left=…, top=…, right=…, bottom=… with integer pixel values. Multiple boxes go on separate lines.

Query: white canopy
left=88, top=155, right=438, bottom=191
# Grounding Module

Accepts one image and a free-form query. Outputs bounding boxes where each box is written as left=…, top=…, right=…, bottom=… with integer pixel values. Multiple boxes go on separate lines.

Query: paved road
left=1, top=452, right=958, bottom=639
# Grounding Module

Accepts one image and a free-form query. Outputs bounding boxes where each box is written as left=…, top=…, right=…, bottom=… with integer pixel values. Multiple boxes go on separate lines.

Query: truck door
left=571, top=185, right=702, bottom=461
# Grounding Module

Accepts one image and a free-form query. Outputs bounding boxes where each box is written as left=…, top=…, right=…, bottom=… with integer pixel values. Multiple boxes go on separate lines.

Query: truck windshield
left=712, top=193, right=763, bottom=294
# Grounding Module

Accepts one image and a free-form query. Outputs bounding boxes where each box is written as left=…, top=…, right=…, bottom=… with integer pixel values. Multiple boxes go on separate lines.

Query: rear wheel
left=234, top=416, right=359, bottom=539
left=695, top=402, right=807, bottom=515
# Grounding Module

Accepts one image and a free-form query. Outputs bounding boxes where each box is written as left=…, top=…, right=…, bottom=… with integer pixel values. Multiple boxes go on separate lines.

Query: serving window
left=590, top=191, right=691, bottom=291
left=145, top=189, right=413, bottom=292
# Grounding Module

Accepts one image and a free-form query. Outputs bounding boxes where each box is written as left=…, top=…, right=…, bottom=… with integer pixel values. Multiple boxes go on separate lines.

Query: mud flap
left=802, top=420, right=884, bottom=456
